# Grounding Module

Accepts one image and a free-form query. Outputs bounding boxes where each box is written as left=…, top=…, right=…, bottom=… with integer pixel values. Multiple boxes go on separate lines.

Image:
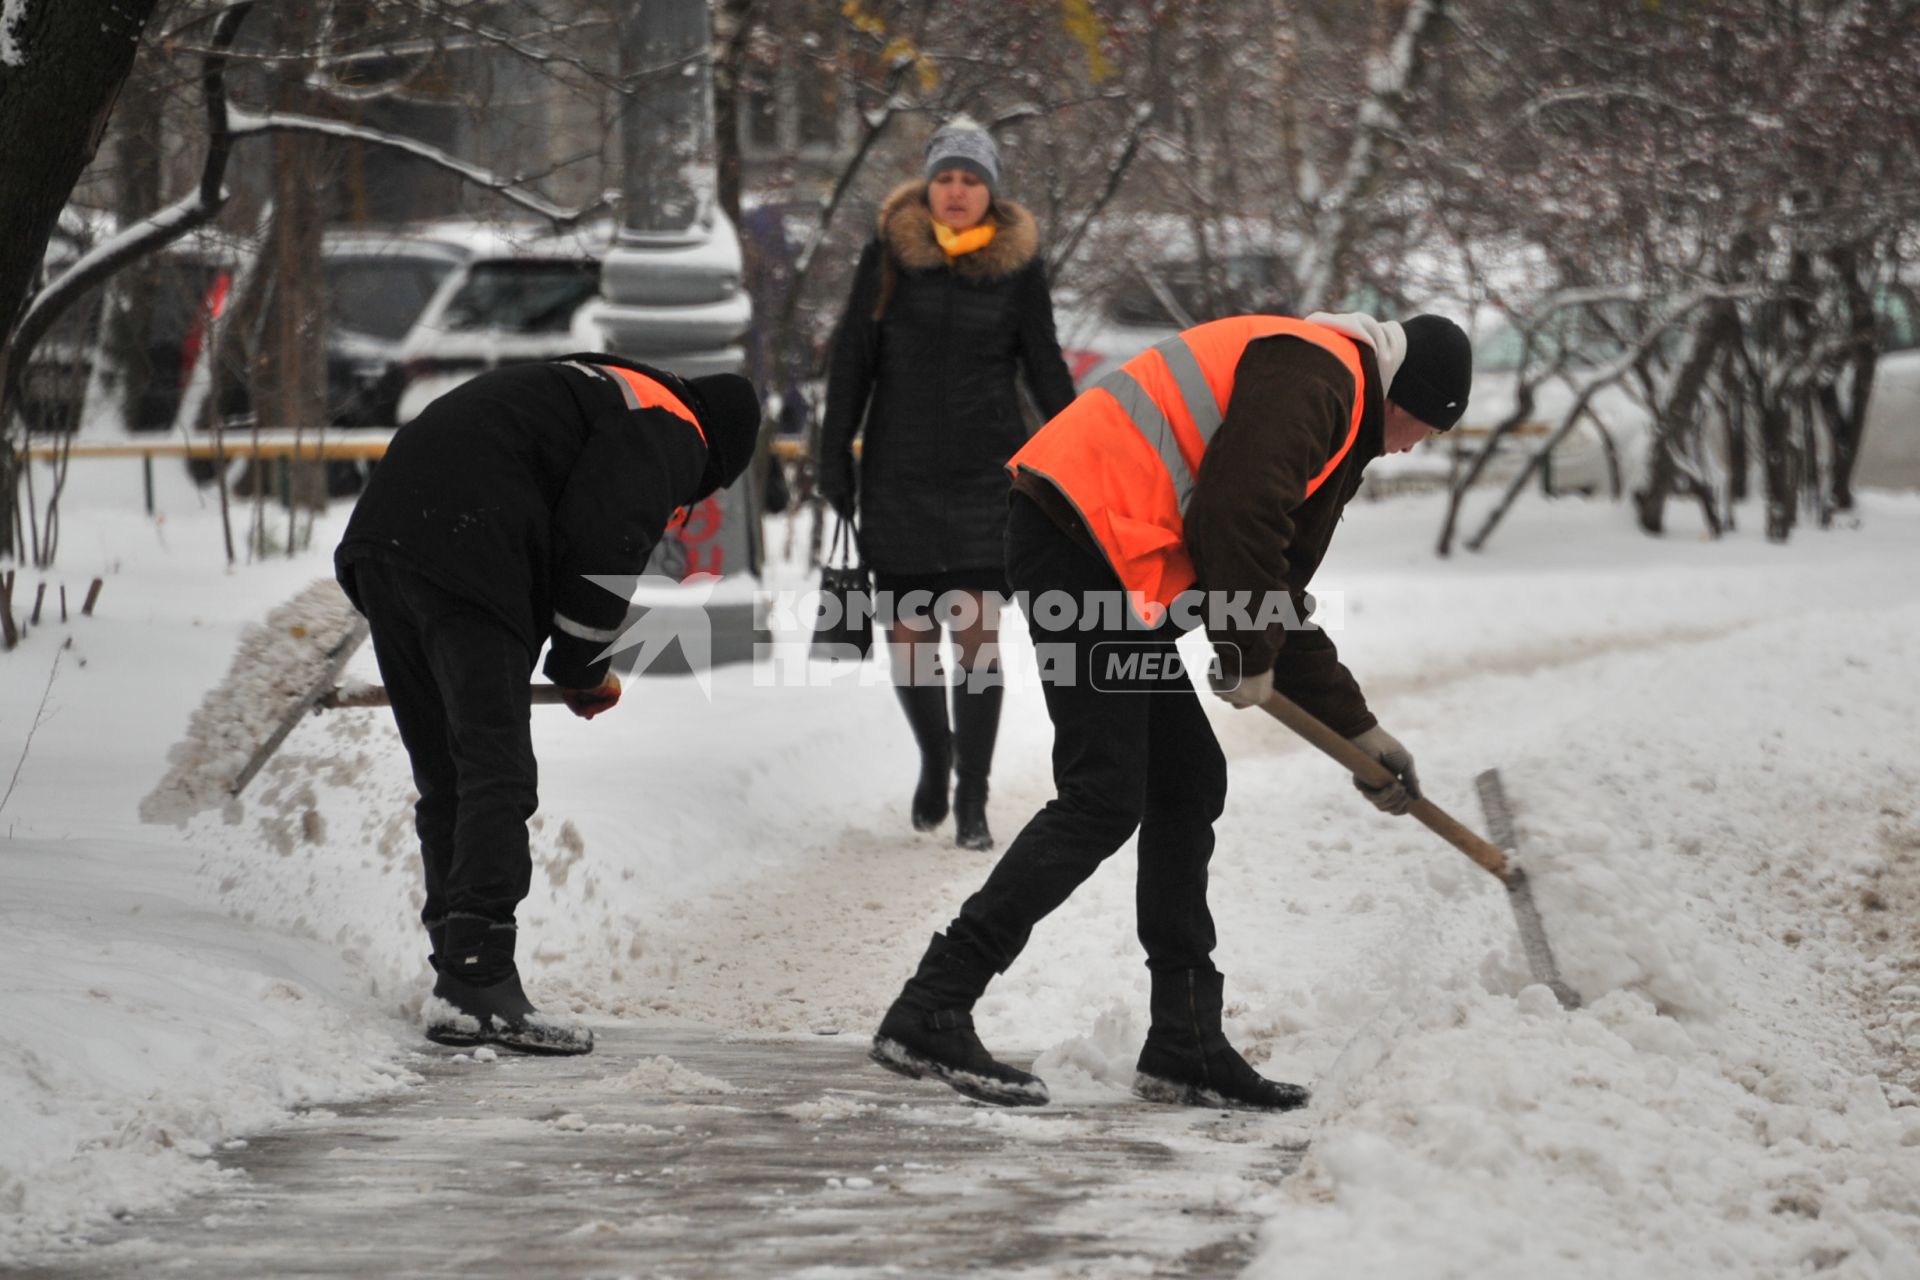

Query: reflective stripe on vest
left=1007, top=316, right=1369, bottom=618
left=559, top=361, right=707, bottom=446
left=1090, top=332, right=1230, bottom=515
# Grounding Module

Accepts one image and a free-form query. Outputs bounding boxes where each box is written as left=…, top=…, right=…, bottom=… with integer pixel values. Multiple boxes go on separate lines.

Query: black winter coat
left=335, top=356, right=710, bottom=688
left=820, top=181, right=1077, bottom=577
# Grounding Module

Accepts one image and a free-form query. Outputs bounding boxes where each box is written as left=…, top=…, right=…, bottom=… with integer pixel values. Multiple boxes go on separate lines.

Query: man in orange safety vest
left=870, top=311, right=1473, bottom=1110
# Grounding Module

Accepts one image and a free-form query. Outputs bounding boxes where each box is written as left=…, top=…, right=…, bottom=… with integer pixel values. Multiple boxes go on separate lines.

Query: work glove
left=1348, top=724, right=1420, bottom=815
left=1211, top=665, right=1274, bottom=710
left=559, top=673, right=622, bottom=721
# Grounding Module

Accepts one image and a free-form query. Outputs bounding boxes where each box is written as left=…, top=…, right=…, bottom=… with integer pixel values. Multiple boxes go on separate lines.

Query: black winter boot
left=426, top=921, right=447, bottom=973
left=895, top=683, right=952, bottom=831
left=1133, top=968, right=1308, bottom=1112
left=426, top=915, right=593, bottom=1056
left=871, top=934, right=1048, bottom=1106
left=951, top=677, right=1003, bottom=852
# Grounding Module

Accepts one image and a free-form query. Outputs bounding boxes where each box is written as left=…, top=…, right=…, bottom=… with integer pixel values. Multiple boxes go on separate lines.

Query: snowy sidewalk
left=17, top=1027, right=1306, bottom=1278
left=10, top=483, right=1920, bottom=1276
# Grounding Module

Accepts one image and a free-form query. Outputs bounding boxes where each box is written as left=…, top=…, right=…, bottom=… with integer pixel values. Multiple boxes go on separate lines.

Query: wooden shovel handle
left=319, top=685, right=571, bottom=709
left=1259, top=691, right=1511, bottom=880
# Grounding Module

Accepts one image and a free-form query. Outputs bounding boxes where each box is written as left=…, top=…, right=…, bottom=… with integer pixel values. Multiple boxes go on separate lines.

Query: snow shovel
left=1259, top=691, right=1581, bottom=1009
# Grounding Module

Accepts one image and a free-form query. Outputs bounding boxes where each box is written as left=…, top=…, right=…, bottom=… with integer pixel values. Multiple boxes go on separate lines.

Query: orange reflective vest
left=559, top=360, right=708, bottom=446
left=1008, top=316, right=1368, bottom=620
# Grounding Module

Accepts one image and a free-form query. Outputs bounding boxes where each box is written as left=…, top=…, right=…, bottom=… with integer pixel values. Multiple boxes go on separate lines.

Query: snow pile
left=139, top=577, right=363, bottom=826
left=1240, top=605, right=1920, bottom=1277
left=0, top=841, right=412, bottom=1265
left=1264, top=987, right=1920, bottom=1277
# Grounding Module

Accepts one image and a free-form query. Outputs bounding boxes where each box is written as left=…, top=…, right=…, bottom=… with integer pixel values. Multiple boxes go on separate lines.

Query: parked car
left=24, top=218, right=611, bottom=437
left=324, top=221, right=609, bottom=426
left=20, top=223, right=255, bottom=435
left=320, top=231, right=469, bottom=426
left=1855, top=283, right=1920, bottom=491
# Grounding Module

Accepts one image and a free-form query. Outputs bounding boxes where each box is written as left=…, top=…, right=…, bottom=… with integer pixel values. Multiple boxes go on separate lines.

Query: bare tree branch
left=1464, top=283, right=1767, bottom=551
left=224, top=108, right=607, bottom=226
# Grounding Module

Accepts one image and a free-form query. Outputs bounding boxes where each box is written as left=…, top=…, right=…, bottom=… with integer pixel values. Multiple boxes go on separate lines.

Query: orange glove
left=559, top=673, right=622, bottom=720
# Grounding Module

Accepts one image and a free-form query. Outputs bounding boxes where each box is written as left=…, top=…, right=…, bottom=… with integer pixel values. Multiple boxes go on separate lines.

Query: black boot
left=427, top=915, right=593, bottom=1056
left=871, top=934, right=1048, bottom=1106
left=895, top=682, right=952, bottom=831
left=951, top=677, right=1003, bottom=852
left=426, top=921, right=447, bottom=973
left=1133, top=968, right=1308, bottom=1112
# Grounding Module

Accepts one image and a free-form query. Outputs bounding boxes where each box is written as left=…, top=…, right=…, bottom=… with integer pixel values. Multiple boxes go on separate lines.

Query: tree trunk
left=1718, top=348, right=1749, bottom=507
left=0, top=0, right=162, bottom=558
left=248, top=6, right=330, bottom=516
left=0, top=0, right=161, bottom=346
left=106, top=61, right=165, bottom=431
left=711, top=0, right=757, bottom=228
left=1634, top=442, right=1674, bottom=535
left=1760, top=399, right=1796, bottom=543
left=1633, top=304, right=1734, bottom=535
left=1822, top=246, right=1877, bottom=512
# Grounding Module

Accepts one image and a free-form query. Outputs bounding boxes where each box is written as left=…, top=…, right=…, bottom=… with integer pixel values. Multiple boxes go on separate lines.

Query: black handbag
left=811, top=516, right=874, bottom=661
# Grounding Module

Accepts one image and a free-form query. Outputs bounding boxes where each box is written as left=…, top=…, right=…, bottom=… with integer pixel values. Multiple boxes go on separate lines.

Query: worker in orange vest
left=870, top=312, right=1472, bottom=1109
left=336, top=356, right=761, bottom=1056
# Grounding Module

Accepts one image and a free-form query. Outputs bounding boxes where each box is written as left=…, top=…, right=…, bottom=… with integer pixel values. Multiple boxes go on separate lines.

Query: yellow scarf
left=932, top=217, right=997, bottom=258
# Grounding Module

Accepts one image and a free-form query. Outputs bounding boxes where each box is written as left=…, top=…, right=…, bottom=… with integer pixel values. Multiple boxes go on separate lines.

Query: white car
left=321, top=222, right=611, bottom=426
left=1856, top=286, right=1920, bottom=491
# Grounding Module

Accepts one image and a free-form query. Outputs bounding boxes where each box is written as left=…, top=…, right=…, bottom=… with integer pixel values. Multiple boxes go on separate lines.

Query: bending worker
left=336, top=355, right=761, bottom=1055
left=871, top=311, right=1472, bottom=1109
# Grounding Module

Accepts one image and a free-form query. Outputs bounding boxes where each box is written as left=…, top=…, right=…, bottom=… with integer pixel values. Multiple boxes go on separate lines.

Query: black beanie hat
left=1391, top=315, right=1473, bottom=431
left=686, top=373, right=761, bottom=496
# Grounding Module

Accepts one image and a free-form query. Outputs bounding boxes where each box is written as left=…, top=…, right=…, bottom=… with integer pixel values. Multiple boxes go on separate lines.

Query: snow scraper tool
left=142, top=579, right=369, bottom=822
left=143, top=579, right=576, bottom=822
left=1260, top=692, right=1581, bottom=1009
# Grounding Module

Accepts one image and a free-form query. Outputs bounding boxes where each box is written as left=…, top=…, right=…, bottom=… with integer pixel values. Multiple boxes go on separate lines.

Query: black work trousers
left=945, top=493, right=1229, bottom=976
left=352, top=559, right=539, bottom=927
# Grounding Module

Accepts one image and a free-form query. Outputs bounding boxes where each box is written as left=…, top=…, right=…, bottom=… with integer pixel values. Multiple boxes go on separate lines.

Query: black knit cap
left=1391, top=315, right=1473, bottom=431
left=686, top=373, right=762, bottom=496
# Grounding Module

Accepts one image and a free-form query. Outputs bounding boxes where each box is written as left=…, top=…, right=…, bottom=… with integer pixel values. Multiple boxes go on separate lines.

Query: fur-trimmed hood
left=877, top=179, right=1041, bottom=282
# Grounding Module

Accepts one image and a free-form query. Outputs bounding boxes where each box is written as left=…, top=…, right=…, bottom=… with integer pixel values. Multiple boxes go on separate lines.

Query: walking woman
left=819, top=118, right=1077, bottom=851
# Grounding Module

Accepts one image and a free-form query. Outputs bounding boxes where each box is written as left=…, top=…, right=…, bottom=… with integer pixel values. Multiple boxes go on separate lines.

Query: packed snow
left=2, top=454, right=1917, bottom=1274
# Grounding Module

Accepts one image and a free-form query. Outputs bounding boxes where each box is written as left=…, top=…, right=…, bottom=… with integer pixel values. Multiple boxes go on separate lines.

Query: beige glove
left=1348, top=724, right=1420, bottom=815
left=1212, top=665, right=1275, bottom=710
